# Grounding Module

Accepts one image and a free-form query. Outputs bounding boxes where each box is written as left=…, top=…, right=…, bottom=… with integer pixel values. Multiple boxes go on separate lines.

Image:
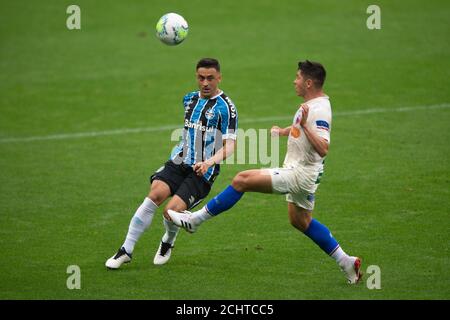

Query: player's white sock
left=162, top=218, right=179, bottom=245
left=331, top=246, right=349, bottom=265
left=122, top=197, right=157, bottom=254
left=191, top=206, right=213, bottom=225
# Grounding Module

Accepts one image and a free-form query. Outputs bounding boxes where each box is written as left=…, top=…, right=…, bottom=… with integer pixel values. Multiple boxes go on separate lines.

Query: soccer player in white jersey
left=105, top=58, right=238, bottom=269
left=168, top=60, right=362, bottom=284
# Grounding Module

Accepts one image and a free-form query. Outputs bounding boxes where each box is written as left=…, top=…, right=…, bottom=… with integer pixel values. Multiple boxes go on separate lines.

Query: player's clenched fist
left=194, top=159, right=215, bottom=176
left=271, top=126, right=290, bottom=137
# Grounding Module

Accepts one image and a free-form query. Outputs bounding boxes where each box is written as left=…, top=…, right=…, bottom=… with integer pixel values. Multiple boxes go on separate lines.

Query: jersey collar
left=305, top=95, right=329, bottom=104
left=198, top=90, right=223, bottom=100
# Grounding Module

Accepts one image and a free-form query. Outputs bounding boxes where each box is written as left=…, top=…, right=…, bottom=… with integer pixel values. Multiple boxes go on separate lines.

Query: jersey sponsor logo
left=224, top=96, right=237, bottom=118
left=230, top=105, right=237, bottom=118
left=316, top=120, right=330, bottom=131
left=184, top=119, right=214, bottom=132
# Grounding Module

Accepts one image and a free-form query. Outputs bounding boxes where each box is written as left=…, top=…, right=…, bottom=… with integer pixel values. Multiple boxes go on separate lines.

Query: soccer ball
left=155, top=13, right=189, bottom=46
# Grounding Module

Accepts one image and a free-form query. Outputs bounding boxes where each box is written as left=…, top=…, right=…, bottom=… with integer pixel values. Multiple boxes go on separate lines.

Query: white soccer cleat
left=105, top=247, right=132, bottom=269
left=167, top=209, right=198, bottom=233
left=153, top=241, right=174, bottom=265
left=340, top=256, right=363, bottom=284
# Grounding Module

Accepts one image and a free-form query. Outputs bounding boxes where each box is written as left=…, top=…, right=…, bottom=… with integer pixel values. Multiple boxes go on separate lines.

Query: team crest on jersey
left=205, top=108, right=215, bottom=120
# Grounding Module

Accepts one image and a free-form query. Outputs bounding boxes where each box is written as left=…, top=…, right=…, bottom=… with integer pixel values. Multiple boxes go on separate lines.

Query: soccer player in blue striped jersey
left=106, top=58, right=238, bottom=269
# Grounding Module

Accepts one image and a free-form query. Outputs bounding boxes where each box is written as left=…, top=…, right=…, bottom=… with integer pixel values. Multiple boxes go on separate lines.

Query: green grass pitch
left=0, top=0, right=449, bottom=299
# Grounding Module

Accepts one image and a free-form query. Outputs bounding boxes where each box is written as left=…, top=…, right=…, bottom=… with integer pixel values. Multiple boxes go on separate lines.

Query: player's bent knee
left=288, top=209, right=311, bottom=232
left=148, top=192, right=165, bottom=206
left=289, top=217, right=305, bottom=232
left=231, top=173, right=248, bottom=192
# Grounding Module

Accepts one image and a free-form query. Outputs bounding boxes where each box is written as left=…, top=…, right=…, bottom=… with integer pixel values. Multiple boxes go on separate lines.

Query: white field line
left=0, top=103, right=449, bottom=144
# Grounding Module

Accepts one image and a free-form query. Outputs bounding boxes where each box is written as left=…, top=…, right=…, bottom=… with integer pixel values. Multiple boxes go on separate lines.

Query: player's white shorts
left=268, top=166, right=320, bottom=211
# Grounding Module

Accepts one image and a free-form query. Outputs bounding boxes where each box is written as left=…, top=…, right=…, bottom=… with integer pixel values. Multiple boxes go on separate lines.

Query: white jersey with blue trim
left=170, top=90, right=238, bottom=183
left=284, top=96, right=332, bottom=172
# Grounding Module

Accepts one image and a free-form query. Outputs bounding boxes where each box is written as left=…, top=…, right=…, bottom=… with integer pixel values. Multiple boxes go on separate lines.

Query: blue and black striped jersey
left=170, top=90, right=238, bottom=184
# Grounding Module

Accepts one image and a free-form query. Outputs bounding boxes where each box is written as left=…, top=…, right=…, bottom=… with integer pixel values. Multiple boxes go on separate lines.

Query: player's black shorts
left=150, top=160, right=212, bottom=210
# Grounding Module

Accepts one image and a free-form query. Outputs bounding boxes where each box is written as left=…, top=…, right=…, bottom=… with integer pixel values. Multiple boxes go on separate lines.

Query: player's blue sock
left=205, top=185, right=244, bottom=216
left=303, top=219, right=340, bottom=255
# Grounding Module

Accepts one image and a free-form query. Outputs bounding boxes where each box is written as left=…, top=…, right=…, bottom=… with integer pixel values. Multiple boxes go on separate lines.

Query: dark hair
left=298, top=60, right=326, bottom=88
left=196, top=58, right=220, bottom=72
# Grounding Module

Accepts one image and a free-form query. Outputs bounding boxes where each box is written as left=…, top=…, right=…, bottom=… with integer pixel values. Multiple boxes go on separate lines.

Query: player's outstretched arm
left=271, top=125, right=291, bottom=137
